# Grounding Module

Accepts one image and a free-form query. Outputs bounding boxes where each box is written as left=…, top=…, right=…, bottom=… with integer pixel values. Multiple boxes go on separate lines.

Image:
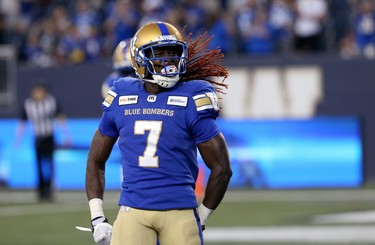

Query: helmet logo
left=161, top=65, right=178, bottom=75
left=157, top=35, right=177, bottom=41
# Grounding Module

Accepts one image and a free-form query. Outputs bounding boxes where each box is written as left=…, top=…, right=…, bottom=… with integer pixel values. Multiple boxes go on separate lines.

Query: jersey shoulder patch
left=183, top=80, right=220, bottom=112
left=193, top=92, right=219, bottom=111
left=103, top=90, right=117, bottom=107
left=102, top=77, right=141, bottom=108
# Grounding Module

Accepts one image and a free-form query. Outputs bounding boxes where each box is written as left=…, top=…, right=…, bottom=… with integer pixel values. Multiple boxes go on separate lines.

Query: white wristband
left=89, top=198, right=105, bottom=220
left=198, top=203, right=214, bottom=226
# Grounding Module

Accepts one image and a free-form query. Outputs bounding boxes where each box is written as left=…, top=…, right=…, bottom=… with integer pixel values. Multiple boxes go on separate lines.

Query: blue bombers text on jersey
left=99, top=77, right=221, bottom=210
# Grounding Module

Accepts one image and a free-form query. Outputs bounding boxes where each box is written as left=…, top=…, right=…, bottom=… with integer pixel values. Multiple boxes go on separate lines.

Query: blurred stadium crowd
left=0, top=0, right=374, bottom=67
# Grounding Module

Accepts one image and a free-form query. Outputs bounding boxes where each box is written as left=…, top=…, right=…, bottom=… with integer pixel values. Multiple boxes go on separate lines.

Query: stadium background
left=1, top=0, right=375, bottom=244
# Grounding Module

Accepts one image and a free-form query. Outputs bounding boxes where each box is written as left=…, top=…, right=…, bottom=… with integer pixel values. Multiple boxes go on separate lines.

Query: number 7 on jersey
left=134, top=120, right=163, bottom=167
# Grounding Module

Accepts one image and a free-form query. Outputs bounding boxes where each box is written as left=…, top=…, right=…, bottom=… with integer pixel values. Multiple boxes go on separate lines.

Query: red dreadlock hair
left=180, top=31, right=229, bottom=94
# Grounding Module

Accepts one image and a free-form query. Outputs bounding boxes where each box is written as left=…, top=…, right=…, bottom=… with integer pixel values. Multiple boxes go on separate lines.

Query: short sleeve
left=98, top=110, right=119, bottom=138
left=191, top=117, right=220, bottom=144
left=98, top=87, right=119, bottom=138
left=185, top=81, right=221, bottom=143
left=186, top=81, right=220, bottom=127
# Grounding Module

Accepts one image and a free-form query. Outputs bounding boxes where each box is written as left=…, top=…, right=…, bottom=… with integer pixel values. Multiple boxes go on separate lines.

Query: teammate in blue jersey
left=86, top=21, right=232, bottom=245
left=101, top=39, right=136, bottom=98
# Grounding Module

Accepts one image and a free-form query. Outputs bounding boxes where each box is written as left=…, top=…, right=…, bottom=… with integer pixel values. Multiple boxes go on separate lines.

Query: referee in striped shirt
left=16, top=82, right=70, bottom=201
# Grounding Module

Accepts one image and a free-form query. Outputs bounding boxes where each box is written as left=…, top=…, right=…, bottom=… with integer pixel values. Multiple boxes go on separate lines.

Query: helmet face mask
left=130, top=22, right=187, bottom=88
left=142, top=44, right=185, bottom=75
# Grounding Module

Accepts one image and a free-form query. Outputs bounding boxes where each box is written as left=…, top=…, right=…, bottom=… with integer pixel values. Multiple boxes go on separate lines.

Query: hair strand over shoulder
left=181, top=31, right=229, bottom=94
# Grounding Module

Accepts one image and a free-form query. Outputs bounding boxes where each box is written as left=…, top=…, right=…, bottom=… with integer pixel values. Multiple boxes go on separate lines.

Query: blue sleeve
left=98, top=85, right=119, bottom=138
left=192, top=117, right=220, bottom=144
left=98, top=111, right=119, bottom=138
left=186, top=81, right=221, bottom=143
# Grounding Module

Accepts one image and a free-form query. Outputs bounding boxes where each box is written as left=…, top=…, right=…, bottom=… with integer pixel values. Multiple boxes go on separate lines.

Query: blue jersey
left=99, top=78, right=221, bottom=210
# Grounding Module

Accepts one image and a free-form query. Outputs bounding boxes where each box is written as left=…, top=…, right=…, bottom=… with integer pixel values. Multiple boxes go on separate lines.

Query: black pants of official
left=35, top=135, right=55, bottom=201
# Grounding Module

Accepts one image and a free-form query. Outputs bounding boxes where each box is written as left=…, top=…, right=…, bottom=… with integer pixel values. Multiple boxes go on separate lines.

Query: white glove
left=92, top=217, right=112, bottom=245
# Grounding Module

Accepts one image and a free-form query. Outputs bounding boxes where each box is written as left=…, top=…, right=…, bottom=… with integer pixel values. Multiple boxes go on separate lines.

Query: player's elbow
left=213, top=164, right=232, bottom=184
left=224, top=166, right=233, bottom=183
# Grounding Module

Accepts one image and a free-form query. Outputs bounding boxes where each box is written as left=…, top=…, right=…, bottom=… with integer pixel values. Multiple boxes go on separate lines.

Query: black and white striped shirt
left=22, top=94, right=62, bottom=137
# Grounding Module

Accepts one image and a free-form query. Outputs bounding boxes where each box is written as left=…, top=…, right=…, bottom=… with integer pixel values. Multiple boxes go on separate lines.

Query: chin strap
left=144, top=61, right=181, bottom=88
left=144, top=75, right=180, bottom=88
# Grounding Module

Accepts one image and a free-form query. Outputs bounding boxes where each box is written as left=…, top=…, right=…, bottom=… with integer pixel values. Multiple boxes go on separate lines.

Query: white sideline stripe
left=204, top=226, right=375, bottom=243
left=313, top=210, right=375, bottom=224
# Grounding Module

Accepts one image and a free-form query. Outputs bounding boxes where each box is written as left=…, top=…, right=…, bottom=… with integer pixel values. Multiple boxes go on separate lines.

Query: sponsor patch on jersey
left=102, top=90, right=117, bottom=107
left=193, top=92, right=219, bottom=111
left=119, top=95, right=138, bottom=105
left=167, top=96, right=188, bottom=107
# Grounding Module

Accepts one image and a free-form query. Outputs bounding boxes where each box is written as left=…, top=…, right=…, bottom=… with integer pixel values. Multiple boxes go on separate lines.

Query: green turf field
left=1, top=189, right=375, bottom=245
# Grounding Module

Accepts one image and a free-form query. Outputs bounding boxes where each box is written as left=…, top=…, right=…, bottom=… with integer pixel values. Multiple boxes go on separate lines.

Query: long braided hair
left=180, top=31, right=229, bottom=94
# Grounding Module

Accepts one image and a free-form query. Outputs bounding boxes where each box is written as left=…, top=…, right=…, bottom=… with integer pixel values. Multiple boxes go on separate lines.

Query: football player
left=86, top=21, right=232, bottom=245
left=101, top=39, right=136, bottom=98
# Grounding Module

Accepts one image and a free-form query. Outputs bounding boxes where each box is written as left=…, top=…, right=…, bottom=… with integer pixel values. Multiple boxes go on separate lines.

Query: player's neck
left=144, top=82, right=165, bottom=94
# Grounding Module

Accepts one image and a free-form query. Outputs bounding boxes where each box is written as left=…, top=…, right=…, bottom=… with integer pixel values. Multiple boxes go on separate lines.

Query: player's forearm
left=202, top=167, right=232, bottom=209
left=198, top=134, right=232, bottom=209
left=86, top=162, right=105, bottom=200
left=85, top=130, right=116, bottom=200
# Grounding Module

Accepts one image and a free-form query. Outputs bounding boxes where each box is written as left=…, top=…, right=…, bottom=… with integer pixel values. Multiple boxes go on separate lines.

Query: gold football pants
left=111, top=206, right=203, bottom=245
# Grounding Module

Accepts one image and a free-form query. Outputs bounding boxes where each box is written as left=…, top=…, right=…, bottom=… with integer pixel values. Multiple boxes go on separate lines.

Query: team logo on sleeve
left=193, top=92, right=219, bottom=111
left=103, top=90, right=117, bottom=107
left=167, top=96, right=188, bottom=107
left=119, top=95, right=138, bottom=105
